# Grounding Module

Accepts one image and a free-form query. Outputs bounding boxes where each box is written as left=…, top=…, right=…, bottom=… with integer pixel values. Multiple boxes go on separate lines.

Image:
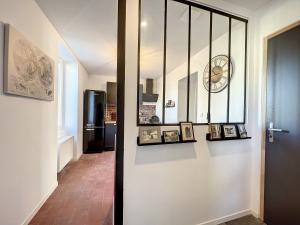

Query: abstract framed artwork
left=3, top=24, right=55, bottom=101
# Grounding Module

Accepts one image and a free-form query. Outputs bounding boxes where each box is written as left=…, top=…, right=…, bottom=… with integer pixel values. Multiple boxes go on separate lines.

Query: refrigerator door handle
left=85, top=126, right=105, bottom=129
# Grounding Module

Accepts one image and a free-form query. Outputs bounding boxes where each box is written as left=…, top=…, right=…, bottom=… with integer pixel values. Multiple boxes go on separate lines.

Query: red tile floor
left=30, top=152, right=115, bottom=225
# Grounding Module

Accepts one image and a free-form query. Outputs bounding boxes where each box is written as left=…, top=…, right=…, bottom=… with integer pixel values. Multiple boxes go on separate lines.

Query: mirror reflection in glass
left=164, top=0, right=189, bottom=124
left=209, top=13, right=230, bottom=123
left=189, top=8, right=210, bottom=123
left=137, top=0, right=247, bottom=125
left=229, top=19, right=246, bottom=123
left=138, top=0, right=164, bottom=124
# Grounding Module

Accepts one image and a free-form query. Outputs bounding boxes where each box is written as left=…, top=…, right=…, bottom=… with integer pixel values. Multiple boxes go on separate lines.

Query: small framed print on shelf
left=163, top=130, right=180, bottom=143
left=237, top=124, right=248, bottom=138
left=223, top=125, right=237, bottom=138
left=208, top=124, right=222, bottom=139
left=180, top=122, right=195, bottom=141
left=139, top=126, right=162, bottom=144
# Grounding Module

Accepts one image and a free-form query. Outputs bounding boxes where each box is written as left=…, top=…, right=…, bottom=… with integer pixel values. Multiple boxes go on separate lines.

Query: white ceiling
left=36, top=0, right=118, bottom=75
left=35, top=0, right=270, bottom=77
left=222, top=0, right=272, bottom=11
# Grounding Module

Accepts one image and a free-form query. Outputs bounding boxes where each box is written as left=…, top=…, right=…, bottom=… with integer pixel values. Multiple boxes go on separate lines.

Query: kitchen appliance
left=83, top=90, right=106, bottom=153
left=141, top=79, right=159, bottom=103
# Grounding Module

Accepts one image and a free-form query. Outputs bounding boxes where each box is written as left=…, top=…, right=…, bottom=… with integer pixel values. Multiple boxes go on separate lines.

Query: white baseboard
left=251, top=210, right=259, bottom=218
left=76, top=151, right=82, bottom=160
left=198, top=209, right=252, bottom=225
left=21, top=181, right=58, bottom=225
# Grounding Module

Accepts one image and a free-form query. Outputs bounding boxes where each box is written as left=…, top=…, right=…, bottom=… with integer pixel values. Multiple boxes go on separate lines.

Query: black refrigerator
left=83, top=90, right=106, bottom=153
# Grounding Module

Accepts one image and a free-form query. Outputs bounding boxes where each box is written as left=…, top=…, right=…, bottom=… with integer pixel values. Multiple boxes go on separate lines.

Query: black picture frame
left=208, top=123, right=222, bottom=139
left=139, top=126, right=162, bottom=144
left=180, top=122, right=195, bottom=141
left=163, top=130, right=180, bottom=143
left=237, top=124, right=248, bottom=138
left=222, top=124, right=238, bottom=138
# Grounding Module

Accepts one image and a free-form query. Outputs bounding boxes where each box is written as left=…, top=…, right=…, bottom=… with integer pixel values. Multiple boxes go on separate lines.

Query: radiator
left=57, top=136, right=74, bottom=172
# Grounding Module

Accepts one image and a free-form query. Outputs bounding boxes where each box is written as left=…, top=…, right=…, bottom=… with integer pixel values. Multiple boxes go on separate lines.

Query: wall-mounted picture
left=180, top=122, right=195, bottom=141
left=139, top=126, right=162, bottom=144
left=209, top=124, right=222, bottom=139
left=163, top=130, right=179, bottom=143
left=3, top=24, right=55, bottom=101
left=223, top=125, right=237, bottom=138
left=237, top=124, right=248, bottom=138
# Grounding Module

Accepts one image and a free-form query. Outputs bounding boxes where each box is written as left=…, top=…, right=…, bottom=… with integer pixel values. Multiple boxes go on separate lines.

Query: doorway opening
left=29, top=0, right=124, bottom=224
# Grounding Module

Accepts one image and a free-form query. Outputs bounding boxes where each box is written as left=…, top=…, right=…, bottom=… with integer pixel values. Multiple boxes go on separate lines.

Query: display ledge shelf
left=206, top=133, right=251, bottom=141
left=137, top=137, right=197, bottom=146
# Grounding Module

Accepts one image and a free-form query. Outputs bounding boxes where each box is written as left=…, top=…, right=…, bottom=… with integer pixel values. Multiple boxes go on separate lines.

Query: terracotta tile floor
left=30, top=152, right=115, bottom=225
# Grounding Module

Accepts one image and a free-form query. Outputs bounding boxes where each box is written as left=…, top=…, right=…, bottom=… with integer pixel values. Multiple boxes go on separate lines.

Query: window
left=57, top=59, right=66, bottom=135
left=137, top=0, right=248, bottom=126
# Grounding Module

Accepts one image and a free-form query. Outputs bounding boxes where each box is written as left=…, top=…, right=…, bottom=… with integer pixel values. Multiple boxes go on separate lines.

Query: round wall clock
left=203, top=55, right=234, bottom=93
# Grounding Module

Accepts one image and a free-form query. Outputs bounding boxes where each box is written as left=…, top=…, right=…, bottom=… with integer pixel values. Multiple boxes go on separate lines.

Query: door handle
left=268, top=128, right=289, bottom=133
left=268, top=122, right=289, bottom=143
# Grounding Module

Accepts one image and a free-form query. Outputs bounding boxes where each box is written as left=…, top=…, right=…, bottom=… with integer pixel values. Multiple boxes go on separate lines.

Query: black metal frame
left=137, top=0, right=248, bottom=126
left=115, top=0, right=126, bottom=224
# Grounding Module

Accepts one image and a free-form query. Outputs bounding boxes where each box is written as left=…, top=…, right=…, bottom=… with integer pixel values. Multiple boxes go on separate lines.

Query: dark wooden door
left=265, top=24, right=300, bottom=225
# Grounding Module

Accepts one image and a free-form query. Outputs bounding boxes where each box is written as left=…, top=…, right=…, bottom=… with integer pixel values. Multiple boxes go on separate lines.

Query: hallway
left=30, top=152, right=115, bottom=225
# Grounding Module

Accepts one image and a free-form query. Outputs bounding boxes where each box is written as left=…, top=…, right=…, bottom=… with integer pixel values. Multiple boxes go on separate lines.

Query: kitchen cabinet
left=107, top=82, right=117, bottom=105
left=105, top=122, right=117, bottom=150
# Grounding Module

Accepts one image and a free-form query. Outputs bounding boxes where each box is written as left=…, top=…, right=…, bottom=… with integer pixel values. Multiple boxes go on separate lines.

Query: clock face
left=203, top=55, right=233, bottom=93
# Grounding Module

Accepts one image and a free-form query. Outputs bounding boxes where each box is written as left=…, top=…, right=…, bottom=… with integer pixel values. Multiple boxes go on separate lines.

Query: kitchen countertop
left=105, top=121, right=117, bottom=124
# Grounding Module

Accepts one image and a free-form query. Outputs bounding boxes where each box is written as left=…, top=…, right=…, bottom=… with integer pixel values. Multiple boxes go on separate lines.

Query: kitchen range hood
left=142, top=79, right=159, bottom=103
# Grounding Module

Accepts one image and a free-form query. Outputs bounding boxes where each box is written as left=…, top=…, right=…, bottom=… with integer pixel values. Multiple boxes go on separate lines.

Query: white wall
left=0, top=0, right=88, bottom=224
left=249, top=0, right=300, bottom=216
left=85, top=74, right=116, bottom=92
left=124, top=0, right=254, bottom=225
left=77, top=64, right=88, bottom=158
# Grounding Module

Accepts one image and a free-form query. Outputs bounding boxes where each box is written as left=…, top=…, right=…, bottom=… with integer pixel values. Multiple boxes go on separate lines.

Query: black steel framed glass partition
left=137, top=0, right=248, bottom=126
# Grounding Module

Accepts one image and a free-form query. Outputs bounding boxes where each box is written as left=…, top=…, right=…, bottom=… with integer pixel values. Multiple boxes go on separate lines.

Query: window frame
left=136, top=0, right=248, bottom=126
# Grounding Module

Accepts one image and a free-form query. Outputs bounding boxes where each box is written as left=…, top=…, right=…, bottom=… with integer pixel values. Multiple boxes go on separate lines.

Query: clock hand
left=211, top=72, right=221, bottom=77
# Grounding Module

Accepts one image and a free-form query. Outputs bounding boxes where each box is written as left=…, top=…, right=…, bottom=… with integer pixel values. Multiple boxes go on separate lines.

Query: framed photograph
left=223, top=125, right=237, bottom=138
left=209, top=124, right=222, bottom=139
left=139, top=126, right=162, bottom=144
left=237, top=124, right=248, bottom=138
left=163, top=130, right=179, bottom=143
left=165, top=100, right=175, bottom=108
left=180, top=122, right=195, bottom=141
